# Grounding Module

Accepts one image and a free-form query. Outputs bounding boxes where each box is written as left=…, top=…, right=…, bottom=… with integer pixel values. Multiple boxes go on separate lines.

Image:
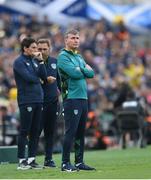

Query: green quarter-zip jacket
left=57, top=49, right=94, bottom=100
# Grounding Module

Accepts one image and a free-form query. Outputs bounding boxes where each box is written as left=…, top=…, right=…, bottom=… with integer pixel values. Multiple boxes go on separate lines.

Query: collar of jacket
left=44, top=56, right=49, bottom=64
left=63, top=48, right=79, bottom=55
left=22, top=53, right=32, bottom=60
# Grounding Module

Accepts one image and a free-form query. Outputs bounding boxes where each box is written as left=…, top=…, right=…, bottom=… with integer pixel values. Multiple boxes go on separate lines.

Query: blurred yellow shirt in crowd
left=9, top=87, right=17, bottom=100
left=124, top=63, right=144, bottom=88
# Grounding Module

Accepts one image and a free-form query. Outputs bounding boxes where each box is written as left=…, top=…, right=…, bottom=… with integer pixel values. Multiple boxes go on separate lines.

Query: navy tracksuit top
left=13, top=54, right=47, bottom=105
left=42, top=56, right=60, bottom=103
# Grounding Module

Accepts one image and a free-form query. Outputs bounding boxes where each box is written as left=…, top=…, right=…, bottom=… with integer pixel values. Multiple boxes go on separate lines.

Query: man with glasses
left=37, top=38, right=60, bottom=168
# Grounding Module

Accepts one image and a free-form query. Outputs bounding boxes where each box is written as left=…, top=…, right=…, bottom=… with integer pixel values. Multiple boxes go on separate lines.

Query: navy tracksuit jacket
left=13, top=54, right=47, bottom=159
left=40, top=56, right=60, bottom=160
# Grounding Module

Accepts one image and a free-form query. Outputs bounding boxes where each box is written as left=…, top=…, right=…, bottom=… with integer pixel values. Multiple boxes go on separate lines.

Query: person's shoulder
left=13, top=54, right=26, bottom=67
left=15, top=54, right=26, bottom=61
left=77, top=53, right=84, bottom=60
left=49, top=56, right=57, bottom=62
left=78, top=53, right=83, bottom=58
left=14, top=55, right=22, bottom=64
left=57, top=50, right=69, bottom=63
left=58, top=49, right=69, bottom=57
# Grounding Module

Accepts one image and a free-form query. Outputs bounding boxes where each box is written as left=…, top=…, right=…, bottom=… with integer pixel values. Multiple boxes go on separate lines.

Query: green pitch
left=1, top=146, right=151, bottom=179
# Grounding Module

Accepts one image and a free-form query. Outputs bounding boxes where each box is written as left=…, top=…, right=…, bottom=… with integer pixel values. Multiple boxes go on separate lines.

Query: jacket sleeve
left=57, top=70, right=61, bottom=92
left=37, top=62, right=48, bottom=82
left=57, top=54, right=84, bottom=79
left=79, top=56, right=95, bottom=78
left=80, top=67, right=95, bottom=78
left=13, top=60, right=40, bottom=83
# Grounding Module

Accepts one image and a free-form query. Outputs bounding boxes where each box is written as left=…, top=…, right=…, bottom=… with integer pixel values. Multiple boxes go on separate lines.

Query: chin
left=73, top=46, right=78, bottom=49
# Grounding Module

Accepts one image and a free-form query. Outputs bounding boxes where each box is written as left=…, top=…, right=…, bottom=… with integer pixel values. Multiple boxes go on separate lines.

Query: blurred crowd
left=0, top=13, right=151, bottom=149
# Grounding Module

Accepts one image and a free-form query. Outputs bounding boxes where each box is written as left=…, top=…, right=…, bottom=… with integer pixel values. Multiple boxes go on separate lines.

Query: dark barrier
left=0, top=145, right=28, bottom=164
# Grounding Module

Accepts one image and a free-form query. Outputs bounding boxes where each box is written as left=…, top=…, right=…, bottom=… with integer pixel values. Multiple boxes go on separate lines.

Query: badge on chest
left=51, top=63, right=56, bottom=69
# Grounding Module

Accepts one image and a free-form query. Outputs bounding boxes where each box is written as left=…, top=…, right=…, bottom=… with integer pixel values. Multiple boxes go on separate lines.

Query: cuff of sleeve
left=80, top=67, right=86, bottom=74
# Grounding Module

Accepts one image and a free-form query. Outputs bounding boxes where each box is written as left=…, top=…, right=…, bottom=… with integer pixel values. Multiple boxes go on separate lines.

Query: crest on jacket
left=51, top=63, right=56, bottom=69
left=74, top=109, right=78, bottom=115
left=27, top=107, right=32, bottom=112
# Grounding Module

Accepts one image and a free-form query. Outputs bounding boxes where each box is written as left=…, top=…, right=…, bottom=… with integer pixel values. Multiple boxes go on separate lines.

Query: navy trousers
left=40, top=100, right=58, bottom=160
left=18, top=103, right=42, bottom=159
left=62, top=99, right=88, bottom=164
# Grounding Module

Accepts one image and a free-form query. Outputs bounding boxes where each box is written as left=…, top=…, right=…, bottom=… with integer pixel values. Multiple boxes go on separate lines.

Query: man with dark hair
left=57, top=29, right=95, bottom=172
left=37, top=38, right=59, bottom=168
left=13, top=37, right=55, bottom=170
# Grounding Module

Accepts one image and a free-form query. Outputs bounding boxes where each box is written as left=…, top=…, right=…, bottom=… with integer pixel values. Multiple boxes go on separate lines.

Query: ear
left=49, top=46, right=52, bottom=53
left=24, top=46, right=28, bottom=52
left=65, top=38, right=68, bottom=45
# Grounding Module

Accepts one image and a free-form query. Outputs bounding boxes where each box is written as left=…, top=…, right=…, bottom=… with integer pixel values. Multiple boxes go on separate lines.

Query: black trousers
left=40, top=100, right=58, bottom=160
left=18, top=103, right=42, bottom=159
left=62, top=99, right=88, bottom=164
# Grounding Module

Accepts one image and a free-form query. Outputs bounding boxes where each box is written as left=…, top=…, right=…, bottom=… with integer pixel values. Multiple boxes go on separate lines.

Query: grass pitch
left=1, top=146, right=151, bottom=179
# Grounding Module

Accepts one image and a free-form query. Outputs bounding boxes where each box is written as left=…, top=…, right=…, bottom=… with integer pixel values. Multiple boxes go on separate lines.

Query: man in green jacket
left=57, top=29, right=95, bottom=172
